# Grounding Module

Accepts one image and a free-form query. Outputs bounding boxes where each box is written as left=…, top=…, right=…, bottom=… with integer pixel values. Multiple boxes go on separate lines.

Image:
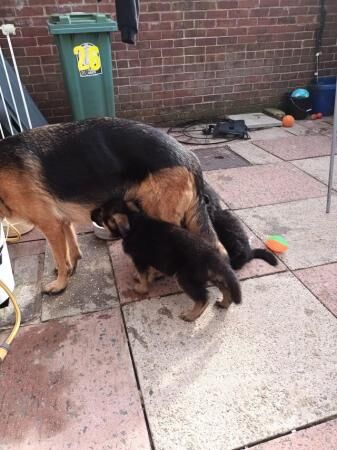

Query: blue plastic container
left=310, top=76, right=336, bottom=116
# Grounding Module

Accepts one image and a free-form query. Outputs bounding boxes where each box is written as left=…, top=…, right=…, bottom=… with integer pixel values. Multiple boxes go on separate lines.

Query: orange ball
left=282, top=115, right=295, bottom=127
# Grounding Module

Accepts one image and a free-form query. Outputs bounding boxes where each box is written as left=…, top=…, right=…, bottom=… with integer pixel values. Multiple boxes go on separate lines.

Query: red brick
left=25, top=46, right=52, bottom=56
left=151, top=40, right=174, bottom=49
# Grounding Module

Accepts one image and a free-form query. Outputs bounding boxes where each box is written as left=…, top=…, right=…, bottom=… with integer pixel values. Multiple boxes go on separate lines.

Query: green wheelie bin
left=48, top=13, right=117, bottom=120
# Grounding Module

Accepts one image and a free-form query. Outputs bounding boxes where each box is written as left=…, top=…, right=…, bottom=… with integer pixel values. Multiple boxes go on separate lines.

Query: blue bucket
left=310, top=76, right=336, bottom=116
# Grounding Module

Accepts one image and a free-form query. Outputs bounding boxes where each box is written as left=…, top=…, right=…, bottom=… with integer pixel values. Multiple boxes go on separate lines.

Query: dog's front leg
left=40, top=221, right=70, bottom=294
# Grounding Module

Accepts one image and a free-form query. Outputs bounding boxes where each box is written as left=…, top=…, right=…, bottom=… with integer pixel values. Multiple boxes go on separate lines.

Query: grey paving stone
left=193, top=145, right=250, bottom=171
left=0, top=310, right=151, bottom=450
left=0, top=255, right=42, bottom=329
left=41, top=234, right=118, bottom=321
left=229, top=141, right=282, bottom=165
left=254, top=135, right=332, bottom=160
left=124, top=272, right=337, bottom=450
left=292, top=156, right=337, bottom=189
left=237, top=196, right=337, bottom=270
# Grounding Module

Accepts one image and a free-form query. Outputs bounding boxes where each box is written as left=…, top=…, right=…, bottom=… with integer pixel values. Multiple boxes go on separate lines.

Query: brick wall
left=1, top=0, right=337, bottom=125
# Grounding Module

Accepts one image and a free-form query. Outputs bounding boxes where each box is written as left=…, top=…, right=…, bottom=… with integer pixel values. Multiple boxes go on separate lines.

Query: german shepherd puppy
left=204, top=182, right=278, bottom=270
left=0, top=118, right=223, bottom=294
left=91, top=200, right=242, bottom=322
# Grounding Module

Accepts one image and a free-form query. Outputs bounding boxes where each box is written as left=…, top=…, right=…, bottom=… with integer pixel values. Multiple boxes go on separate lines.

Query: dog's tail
left=222, top=262, right=242, bottom=305
left=251, top=248, right=278, bottom=266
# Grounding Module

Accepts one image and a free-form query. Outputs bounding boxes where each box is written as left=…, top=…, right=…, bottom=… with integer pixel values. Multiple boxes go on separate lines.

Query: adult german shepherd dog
left=0, top=117, right=223, bottom=294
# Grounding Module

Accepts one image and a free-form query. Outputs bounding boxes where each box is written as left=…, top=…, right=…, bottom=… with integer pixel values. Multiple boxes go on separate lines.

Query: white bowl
left=92, top=222, right=120, bottom=240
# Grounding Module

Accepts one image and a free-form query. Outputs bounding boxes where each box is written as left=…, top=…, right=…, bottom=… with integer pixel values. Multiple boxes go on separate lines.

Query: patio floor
left=1, top=118, right=337, bottom=450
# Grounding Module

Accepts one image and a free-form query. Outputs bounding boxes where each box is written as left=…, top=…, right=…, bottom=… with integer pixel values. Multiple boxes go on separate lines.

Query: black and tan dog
left=91, top=199, right=242, bottom=322
left=0, top=117, right=223, bottom=294
left=204, top=182, right=278, bottom=270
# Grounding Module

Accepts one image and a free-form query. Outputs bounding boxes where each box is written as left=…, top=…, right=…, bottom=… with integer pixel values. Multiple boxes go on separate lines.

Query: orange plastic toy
left=282, top=115, right=295, bottom=127
left=265, top=235, right=288, bottom=253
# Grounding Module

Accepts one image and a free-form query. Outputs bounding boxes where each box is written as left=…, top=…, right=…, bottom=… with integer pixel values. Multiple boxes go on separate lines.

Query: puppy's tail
left=222, top=263, right=242, bottom=305
left=251, top=248, right=278, bottom=266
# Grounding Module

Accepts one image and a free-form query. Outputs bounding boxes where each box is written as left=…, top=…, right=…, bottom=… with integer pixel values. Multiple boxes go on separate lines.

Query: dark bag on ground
left=203, top=119, right=249, bottom=139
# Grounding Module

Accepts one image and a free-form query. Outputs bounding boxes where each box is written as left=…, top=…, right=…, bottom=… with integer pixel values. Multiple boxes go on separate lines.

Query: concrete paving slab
left=253, top=419, right=337, bottom=449
left=237, top=196, right=337, bottom=270
left=109, top=225, right=285, bottom=305
left=228, top=112, right=282, bottom=129
left=292, top=156, right=337, bottom=189
left=249, top=127, right=291, bottom=140
left=14, top=227, right=44, bottom=243
left=192, top=145, right=250, bottom=171
left=254, top=135, right=332, bottom=160
left=284, top=123, right=312, bottom=136
left=42, top=234, right=118, bottom=321
left=295, top=263, right=337, bottom=317
left=322, top=116, right=334, bottom=125
left=123, top=272, right=337, bottom=450
left=229, top=141, right=282, bottom=165
left=205, top=162, right=326, bottom=209
left=0, top=310, right=151, bottom=450
left=0, top=255, right=42, bottom=330
left=298, top=119, right=333, bottom=136
left=8, top=240, right=46, bottom=259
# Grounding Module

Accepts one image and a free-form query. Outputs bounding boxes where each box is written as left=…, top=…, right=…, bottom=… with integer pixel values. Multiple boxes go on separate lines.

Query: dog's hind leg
left=40, top=220, right=70, bottom=294
left=177, top=275, right=209, bottom=322
left=184, top=197, right=228, bottom=257
left=63, top=222, right=82, bottom=274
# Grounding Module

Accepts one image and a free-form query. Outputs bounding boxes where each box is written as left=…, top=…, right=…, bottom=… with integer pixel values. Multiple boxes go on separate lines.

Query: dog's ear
left=91, top=207, right=104, bottom=226
left=126, top=200, right=141, bottom=212
left=112, top=213, right=130, bottom=237
left=204, top=194, right=210, bottom=205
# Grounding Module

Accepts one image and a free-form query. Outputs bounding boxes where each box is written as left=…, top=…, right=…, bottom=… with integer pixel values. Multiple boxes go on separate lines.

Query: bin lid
left=48, top=12, right=118, bottom=34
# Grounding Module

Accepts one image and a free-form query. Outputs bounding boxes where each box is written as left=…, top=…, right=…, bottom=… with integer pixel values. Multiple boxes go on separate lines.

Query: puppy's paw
left=179, top=311, right=197, bottom=322
left=133, top=282, right=149, bottom=295
left=133, top=271, right=141, bottom=282
left=215, top=299, right=231, bottom=309
left=179, top=302, right=209, bottom=322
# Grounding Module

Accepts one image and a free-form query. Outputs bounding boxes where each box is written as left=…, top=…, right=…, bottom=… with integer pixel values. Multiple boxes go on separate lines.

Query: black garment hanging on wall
left=98, top=0, right=140, bottom=44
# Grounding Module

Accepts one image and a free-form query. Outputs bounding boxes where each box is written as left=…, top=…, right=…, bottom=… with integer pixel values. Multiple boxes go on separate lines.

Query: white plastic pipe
left=6, top=33, right=32, bottom=129
left=0, top=223, right=15, bottom=304
left=326, top=77, right=337, bottom=213
left=0, top=46, right=22, bottom=132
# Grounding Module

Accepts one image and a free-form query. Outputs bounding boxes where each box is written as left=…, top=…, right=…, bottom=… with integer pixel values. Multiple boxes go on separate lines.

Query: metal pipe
left=0, top=83, right=14, bottom=135
left=0, top=121, right=4, bottom=139
left=326, top=77, right=337, bottom=213
left=0, top=46, right=23, bottom=132
left=6, top=33, right=32, bottom=129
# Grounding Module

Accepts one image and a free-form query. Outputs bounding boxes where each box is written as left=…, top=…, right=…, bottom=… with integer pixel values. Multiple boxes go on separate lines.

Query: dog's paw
left=42, top=280, right=67, bottom=295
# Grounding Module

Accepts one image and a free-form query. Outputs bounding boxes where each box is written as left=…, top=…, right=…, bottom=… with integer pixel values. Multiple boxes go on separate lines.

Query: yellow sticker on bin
left=73, top=43, right=102, bottom=77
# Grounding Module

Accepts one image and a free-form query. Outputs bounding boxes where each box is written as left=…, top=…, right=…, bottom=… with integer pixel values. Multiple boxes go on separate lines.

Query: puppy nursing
left=91, top=200, right=242, bottom=322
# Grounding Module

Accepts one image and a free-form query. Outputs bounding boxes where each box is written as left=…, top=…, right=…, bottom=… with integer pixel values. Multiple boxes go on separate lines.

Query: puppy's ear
left=204, top=194, right=210, bottom=205
left=112, top=213, right=130, bottom=237
left=91, top=208, right=104, bottom=226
